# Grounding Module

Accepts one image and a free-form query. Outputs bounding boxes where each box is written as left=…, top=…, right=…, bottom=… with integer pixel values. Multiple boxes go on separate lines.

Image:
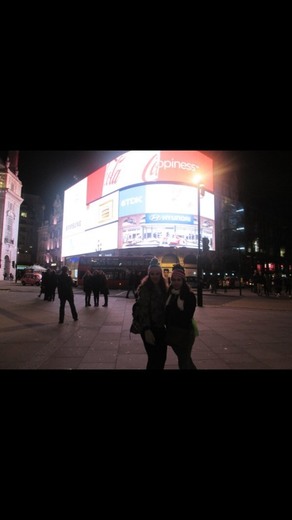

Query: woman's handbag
left=130, top=301, right=142, bottom=334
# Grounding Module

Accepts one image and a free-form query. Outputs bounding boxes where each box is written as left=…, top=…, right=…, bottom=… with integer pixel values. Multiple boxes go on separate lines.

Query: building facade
left=62, top=151, right=215, bottom=282
left=37, top=194, right=63, bottom=270
left=0, top=153, right=23, bottom=280
left=17, top=193, right=45, bottom=267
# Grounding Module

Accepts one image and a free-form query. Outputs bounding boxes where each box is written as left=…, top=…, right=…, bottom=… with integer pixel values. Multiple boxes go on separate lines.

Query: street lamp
left=194, top=175, right=205, bottom=307
left=237, top=245, right=245, bottom=296
left=235, top=207, right=245, bottom=296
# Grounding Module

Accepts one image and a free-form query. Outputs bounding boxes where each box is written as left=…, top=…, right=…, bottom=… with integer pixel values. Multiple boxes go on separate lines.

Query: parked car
left=21, top=273, right=42, bottom=286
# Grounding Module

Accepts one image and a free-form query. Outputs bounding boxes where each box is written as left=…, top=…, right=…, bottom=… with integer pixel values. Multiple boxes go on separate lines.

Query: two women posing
left=136, top=257, right=197, bottom=370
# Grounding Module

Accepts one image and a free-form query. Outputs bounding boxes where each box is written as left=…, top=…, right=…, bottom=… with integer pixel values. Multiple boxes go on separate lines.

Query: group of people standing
left=39, top=266, right=109, bottom=324
left=82, top=269, right=109, bottom=307
left=39, top=268, right=58, bottom=301
left=252, top=270, right=292, bottom=298
left=37, top=267, right=77, bottom=323
left=3, top=272, right=14, bottom=281
left=53, top=266, right=109, bottom=324
left=37, top=259, right=198, bottom=369
left=135, top=257, right=197, bottom=370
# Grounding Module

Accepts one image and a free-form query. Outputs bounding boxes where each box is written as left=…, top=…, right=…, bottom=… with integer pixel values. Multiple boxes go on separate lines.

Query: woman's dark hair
left=138, top=273, right=168, bottom=295
left=167, top=279, right=192, bottom=300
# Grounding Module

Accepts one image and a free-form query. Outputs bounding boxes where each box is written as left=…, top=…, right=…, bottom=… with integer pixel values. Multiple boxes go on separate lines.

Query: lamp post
left=235, top=209, right=245, bottom=296
left=195, top=177, right=204, bottom=307
left=237, top=246, right=245, bottom=296
left=238, top=246, right=242, bottom=296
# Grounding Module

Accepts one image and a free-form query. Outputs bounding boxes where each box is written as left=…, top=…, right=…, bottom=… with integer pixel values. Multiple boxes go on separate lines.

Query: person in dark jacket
left=82, top=269, right=93, bottom=307
left=49, top=269, right=58, bottom=301
left=57, top=266, right=78, bottom=324
left=42, top=268, right=52, bottom=301
left=136, top=257, right=168, bottom=370
left=126, top=270, right=138, bottom=299
left=165, top=264, right=197, bottom=369
left=98, top=270, right=109, bottom=307
left=92, top=270, right=102, bottom=307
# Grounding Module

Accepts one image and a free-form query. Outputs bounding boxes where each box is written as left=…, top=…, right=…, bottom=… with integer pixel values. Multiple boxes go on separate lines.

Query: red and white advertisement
left=86, top=150, right=213, bottom=205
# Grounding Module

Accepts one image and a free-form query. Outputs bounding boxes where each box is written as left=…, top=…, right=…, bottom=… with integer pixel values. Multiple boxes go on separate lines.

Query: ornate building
left=0, top=152, right=23, bottom=279
left=37, top=194, right=63, bottom=270
left=17, top=194, right=45, bottom=267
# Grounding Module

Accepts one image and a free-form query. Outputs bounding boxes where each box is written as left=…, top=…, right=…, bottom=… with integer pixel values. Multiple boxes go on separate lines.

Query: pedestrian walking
left=126, top=270, right=138, bottom=299
left=57, top=266, right=78, bottom=324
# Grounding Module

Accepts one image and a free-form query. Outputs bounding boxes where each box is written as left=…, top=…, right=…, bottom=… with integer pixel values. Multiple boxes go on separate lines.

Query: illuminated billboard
left=85, top=191, right=119, bottom=231
left=62, top=150, right=215, bottom=257
left=86, top=150, right=214, bottom=203
left=118, top=184, right=215, bottom=249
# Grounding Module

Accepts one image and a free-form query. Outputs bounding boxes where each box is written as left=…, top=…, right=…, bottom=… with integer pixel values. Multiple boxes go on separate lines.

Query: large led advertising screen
left=86, top=150, right=214, bottom=204
left=61, top=150, right=215, bottom=258
left=118, top=184, right=215, bottom=249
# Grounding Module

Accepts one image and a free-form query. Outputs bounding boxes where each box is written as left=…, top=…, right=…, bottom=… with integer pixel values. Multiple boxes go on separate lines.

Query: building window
left=254, top=239, right=259, bottom=253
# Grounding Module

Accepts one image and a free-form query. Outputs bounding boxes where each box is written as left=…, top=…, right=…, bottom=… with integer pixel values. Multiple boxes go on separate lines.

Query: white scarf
left=166, top=289, right=184, bottom=311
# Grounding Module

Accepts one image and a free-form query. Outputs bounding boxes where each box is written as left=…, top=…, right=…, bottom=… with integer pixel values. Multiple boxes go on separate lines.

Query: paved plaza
left=1, top=280, right=292, bottom=370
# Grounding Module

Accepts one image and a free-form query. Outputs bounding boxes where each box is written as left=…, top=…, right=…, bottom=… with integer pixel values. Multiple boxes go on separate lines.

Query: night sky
left=1, top=150, right=291, bottom=220
left=0, top=150, right=126, bottom=215
left=206, top=150, right=292, bottom=219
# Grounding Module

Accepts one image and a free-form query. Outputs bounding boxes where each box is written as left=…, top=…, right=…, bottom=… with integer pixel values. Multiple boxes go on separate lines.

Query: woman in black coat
left=165, top=264, right=197, bottom=369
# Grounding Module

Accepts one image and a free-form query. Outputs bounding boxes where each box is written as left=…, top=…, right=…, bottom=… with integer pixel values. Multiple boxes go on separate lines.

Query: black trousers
left=126, top=287, right=136, bottom=298
left=59, top=296, right=78, bottom=322
left=166, top=326, right=196, bottom=369
left=141, top=326, right=167, bottom=370
left=93, top=290, right=99, bottom=306
left=84, top=289, right=92, bottom=306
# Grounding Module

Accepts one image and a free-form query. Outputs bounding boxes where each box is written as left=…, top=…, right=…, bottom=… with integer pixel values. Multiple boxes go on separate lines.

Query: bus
left=73, top=255, right=152, bottom=290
